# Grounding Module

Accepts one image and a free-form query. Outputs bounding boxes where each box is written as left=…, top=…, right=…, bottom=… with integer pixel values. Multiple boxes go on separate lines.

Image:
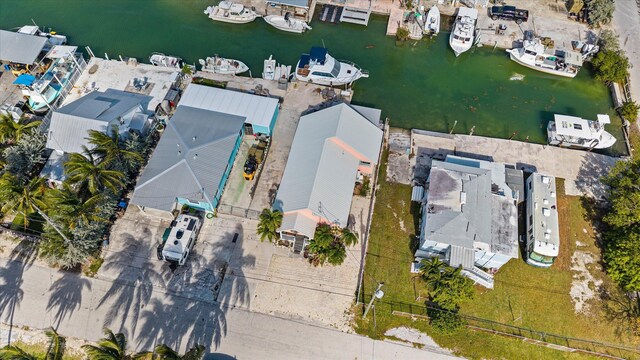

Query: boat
left=424, top=6, right=440, bottom=35
left=14, top=56, right=74, bottom=114
left=506, top=35, right=583, bottom=78
left=17, top=25, right=67, bottom=51
left=547, top=114, right=616, bottom=150
left=449, top=7, right=478, bottom=57
left=198, top=55, right=249, bottom=75
left=263, top=55, right=292, bottom=81
left=149, top=53, right=186, bottom=69
left=295, top=47, right=368, bottom=86
left=264, top=13, right=312, bottom=33
left=204, top=1, right=259, bottom=24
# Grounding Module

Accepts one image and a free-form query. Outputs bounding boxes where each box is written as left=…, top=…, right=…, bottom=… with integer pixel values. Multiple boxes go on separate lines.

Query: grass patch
left=191, top=77, right=227, bottom=89
left=10, top=212, right=45, bottom=235
left=354, top=151, right=639, bottom=359
left=82, top=256, right=104, bottom=277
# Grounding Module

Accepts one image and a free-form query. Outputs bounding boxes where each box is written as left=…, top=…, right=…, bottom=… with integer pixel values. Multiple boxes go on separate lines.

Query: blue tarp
left=13, top=74, right=35, bottom=86
left=310, top=47, right=328, bottom=64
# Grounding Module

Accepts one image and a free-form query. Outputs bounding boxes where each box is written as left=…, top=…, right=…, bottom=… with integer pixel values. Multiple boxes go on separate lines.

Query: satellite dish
left=374, top=290, right=384, bottom=299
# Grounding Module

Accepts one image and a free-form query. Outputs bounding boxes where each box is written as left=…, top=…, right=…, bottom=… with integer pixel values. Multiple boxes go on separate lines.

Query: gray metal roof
left=274, top=103, right=383, bottom=238
left=527, top=173, right=560, bottom=252
left=178, top=84, right=279, bottom=133
left=131, top=106, right=245, bottom=211
left=46, top=89, right=151, bottom=153
left=266, top=0, right=310, bottom=9
left=448, top=245, right=476, bottom=269
left=0, top=30, right=47, bottom=64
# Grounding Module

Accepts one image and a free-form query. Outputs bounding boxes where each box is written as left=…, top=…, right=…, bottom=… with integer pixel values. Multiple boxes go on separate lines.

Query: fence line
left=217, top=204, right=261, bottom=220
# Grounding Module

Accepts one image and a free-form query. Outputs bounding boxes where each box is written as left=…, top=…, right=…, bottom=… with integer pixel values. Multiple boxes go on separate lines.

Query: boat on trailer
left=264, top=13, right=312, bottom=33
left=199, top=55, right=249, bottom=75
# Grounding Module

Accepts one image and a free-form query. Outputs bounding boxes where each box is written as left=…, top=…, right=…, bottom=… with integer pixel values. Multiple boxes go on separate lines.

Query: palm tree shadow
left=46, top=272, right=92, bottom=330
left=216, top=223, right=255, bottom=308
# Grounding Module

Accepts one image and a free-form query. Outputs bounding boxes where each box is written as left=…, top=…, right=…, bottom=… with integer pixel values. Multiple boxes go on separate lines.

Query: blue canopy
left=310, top=47, right=328, bottom=65
left=13, top=74, right=35, bottom=86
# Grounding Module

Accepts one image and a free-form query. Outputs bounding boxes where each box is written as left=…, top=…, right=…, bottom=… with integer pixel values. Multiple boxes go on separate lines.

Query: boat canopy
left=297, top=54, right=311, bottom=68
left=596, top=114, right=611, bottom=124
left=265, top=0, right=310, bottom=9
left=553, top=114, right=599, bottom=138
left=564, top=51, right=583, bottom=66
left=456, top=7, right=478, bottom=19
left=47, top=45, right=78, bottom=59
left=310, top=47, right=327, bottom=64
left=0, top=29, right=47, bottom=64
left=13, top=74, right=36, bottom=86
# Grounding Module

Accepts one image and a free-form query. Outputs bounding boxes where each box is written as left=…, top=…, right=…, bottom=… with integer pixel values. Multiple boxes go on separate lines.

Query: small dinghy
left=264, top=13, right=311, bottom=33
left=198, top=55, right=249, bottom=75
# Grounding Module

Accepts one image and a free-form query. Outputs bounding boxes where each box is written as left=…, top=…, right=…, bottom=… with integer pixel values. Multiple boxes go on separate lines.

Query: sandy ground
left=570, top=239, right=603, bottom=314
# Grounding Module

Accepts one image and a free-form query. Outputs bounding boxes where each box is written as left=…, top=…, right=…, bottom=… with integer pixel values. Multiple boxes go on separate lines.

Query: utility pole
left=33, top=203, right=69, bottom=242
left=364, top=282, right=384, bottom=318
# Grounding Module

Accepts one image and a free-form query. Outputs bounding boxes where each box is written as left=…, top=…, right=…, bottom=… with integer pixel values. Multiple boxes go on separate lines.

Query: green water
left=0, top=0, right=624, bottom=153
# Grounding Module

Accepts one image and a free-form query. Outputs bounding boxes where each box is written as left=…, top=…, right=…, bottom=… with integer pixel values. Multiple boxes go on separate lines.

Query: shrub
left=585, top=0, right=615, bottom=27
left=396, top=27, right=410, bottom=42
left=598, top=29, right=620, bottom=52
left=619, top=101, right=639, bottom=123
left=591, top=50, right=630, bottom=84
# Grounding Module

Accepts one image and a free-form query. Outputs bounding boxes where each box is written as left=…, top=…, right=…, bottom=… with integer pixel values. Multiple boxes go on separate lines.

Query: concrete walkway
left=0, top=254, right=460, bottom=359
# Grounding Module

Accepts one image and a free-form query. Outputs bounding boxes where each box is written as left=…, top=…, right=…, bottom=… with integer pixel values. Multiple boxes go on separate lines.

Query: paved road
left=613, top=0, right=640, bottom=125
left=0, top=257, right=459, bottom=359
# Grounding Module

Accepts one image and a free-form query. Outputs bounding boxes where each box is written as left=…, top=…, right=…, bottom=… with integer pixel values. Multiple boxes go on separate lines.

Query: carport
left=0, top=30, right=47, bottom=65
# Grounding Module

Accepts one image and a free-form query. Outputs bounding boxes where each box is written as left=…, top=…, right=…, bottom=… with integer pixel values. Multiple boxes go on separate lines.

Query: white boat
left=506, top=36, right=582, bottom=78
left=547, top=114, right=616, bottom=150
left=17, top=25, right=67, bottom=51
left=424, top=6, right=440, bottom=35
left=295, top=47, right=368, bottom=86
left=449, top=7, right=478, bottom=57
left=204, top=1, right=259, bottom=24
left=150, top=53, right=186, bottom=69
left=198, top=55, right=249, bottom=75
left=263, top=55, right=292, bottom=81
left=264, top=13, right=312, bottom=33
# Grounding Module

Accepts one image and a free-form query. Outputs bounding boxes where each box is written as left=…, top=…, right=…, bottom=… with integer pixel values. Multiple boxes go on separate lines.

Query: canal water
left=0, top=0, right=625, bottom=154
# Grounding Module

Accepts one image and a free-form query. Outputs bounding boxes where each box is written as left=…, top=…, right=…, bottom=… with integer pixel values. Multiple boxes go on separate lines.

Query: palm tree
left=0, top=173, right=47, bottom=229
left=419, top=257, right=446, bottom=282
left=87, top=127, right=142, bottom=168
left=0, top=345, right=37, bottom=360
left=45, top=182, right=104, bottom=229
left=339, top=227, right=358, bottom=247
left=308, top=224, right=348, bottom=266
left=82, top=328, right=145, bottom=360
left=257, top=208, right=283, bottom=242
left=0, top=113, right=41, bottom=144
left=153, top=344, right=205, bottom=360
left=0, top=327, right=64, bottom=360
left=64, top=147, right=125, bottom=196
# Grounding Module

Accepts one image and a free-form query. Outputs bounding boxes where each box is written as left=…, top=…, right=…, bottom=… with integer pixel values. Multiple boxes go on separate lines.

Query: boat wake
left=510, top=72, right=525, bottom=81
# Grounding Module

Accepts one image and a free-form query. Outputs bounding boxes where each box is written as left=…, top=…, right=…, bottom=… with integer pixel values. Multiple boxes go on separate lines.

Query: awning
left=0, top=30, right=47, bottom=65
left=47, top=45, right=77, bottom=59
left=13, top=74, right=36, bottom=86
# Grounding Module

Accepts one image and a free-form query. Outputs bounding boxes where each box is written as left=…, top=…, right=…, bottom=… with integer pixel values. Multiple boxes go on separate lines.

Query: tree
left=153, top=344, right=205, bottom=360
left=598, top=29, right=620, bottom=52
left=339, top=227, right=359, bottom=247
left=420, top=260, right=474, bottom=311
left=585, top=0, right=615, bottom=27
left=64, top=147, right=125, bottom=196
left=0, top=327, right=65, bottom=360
left=2, top=131, right=46, bottom=180
left=591, top=50, right=630, bottom=84
left=82, top=328, right=145, bottom=360
left=45, top=183, right=104, bottom=230
left=0, top=114, right=41, bottom=144
left=257, top=208, right=282, bottom=242
left=619, top=101, right=639, bottom=123
left=0, top=346, right=37, bottom=360
left=87, top=127, right=143, bottom=170
left=307, top=224, right=348, bottom=266
left=396, top=27, right=410, bottom=42
left=0, top=173, right=47, bottom=230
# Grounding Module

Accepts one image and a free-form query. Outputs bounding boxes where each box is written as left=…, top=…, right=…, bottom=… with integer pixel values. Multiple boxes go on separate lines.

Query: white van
left=161, top=214, right=201, bottom=266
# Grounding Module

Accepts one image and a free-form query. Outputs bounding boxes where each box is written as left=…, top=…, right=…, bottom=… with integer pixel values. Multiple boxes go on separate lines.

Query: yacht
left=424, top=6, right=440, bottom=36
left=547, top=114, right=616, bottom=150
left=264, top=13, right=312, bottom=33
left=204, top=1, right=259, bottom=24
left=507, top=35, right=582, bottom=78
left=17, top=25, right=67, bottom=51
left=295, top=47, right=368, bottom=86
left=198, top=55, right=249, bottom=75
left=449, top=7, right=477, bottom=56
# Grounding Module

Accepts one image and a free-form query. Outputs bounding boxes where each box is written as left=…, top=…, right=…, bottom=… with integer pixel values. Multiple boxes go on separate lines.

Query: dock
left=340, top=6, right=372, bottom=26
left=319, top=4, right=343, bottom=24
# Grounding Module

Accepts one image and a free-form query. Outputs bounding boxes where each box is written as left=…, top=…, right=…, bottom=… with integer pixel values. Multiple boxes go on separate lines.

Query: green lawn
left=354, top=151, right=638, bottom=359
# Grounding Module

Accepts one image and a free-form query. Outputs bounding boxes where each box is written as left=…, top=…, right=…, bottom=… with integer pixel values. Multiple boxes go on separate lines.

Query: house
left=41, top=89, right=152, bottom=183
left=525, top=173, right=559, bottom=268
left=177, top=84, right=280, bottom=136
left=274, top=103, right=383, bottom=253
left=130, top=105, right=246, bottom=218
left=414, top=155, right=522, bottom=288
left=265, top=0, right=315, bottom=22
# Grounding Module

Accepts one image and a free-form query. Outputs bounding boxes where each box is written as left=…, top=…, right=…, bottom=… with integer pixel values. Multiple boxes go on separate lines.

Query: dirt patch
left=570, top=250, right=603, bottom=314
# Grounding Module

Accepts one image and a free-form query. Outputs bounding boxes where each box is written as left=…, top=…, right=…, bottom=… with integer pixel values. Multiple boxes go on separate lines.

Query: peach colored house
left=274, top=103, right=383, bottom=253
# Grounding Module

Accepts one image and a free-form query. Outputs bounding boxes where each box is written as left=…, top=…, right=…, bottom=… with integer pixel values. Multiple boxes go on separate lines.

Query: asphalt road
left=0, top=257, right=460, bottom=359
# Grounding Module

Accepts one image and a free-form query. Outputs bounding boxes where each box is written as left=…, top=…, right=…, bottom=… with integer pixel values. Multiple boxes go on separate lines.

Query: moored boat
left=547, top=114, right=616, bottom=150
left=449, top=7, right=477, bottom=56
left=149, top=52, right=186, bottom=69
left=424, top=6, right=440, bottom=36
left=17, top=25, right=67, bottom=51
left=204, top=1, right=259, bottom=24
left=295, top=46, right=368, bottom=86
left=506, top=35, right=582, bottom=78
left=264, top=13, right=312, bottom=33
left=199, top=55, right=249, bottom=75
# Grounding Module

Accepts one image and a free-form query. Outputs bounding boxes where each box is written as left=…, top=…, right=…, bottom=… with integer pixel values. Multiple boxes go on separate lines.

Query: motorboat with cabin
left=149, top=52, right=189, bottom=71
left=263, top=13, right=312, bottom=33
left=506, top=32, right=583, bottom=78
left=204, top=1, right=259, bottom=24
left=295, top=47, right=368, bottom=86
left=17, top=25, right=67, bottom=52
left=424, top=6, right=440, bottom=36
left=199, top=55, right=249, bottom=75
left=547, top=114, right=616, bottom=150
left=449, top=7, right=477, bottom=56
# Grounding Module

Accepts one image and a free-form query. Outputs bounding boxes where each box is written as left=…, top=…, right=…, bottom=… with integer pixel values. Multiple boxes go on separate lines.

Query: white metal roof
left=0, top=29, right=47, bottom=64
left=553, top=114, right=600, bottom=139
left=163, top=214, right=200, bottom=256
left=529, top=173, right=560, bottom=256
left=179, top=84, right=279, bottom=133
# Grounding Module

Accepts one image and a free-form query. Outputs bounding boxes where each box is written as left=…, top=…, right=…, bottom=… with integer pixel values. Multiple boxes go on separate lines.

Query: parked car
left=489, top=5, right=529, bottom=24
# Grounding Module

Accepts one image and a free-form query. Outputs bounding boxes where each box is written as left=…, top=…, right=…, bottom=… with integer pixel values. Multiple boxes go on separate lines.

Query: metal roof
left=528, top=173, right=560, bottom=256
left=40, top=151, right=68, bottom=182
left=47, top=45, right=78, bottom=59
left=553, top=114, right=606, bottom=139
left=46, top=89, right=151, bottom=154
left=178, top=84, right=279, bottom=133
left=266, top=0, right=311, bottom=9
left=279, top=212, right=319, bottom=240
left=131, top=106, right=245, bottom=211
left=274, top=103, right=383, bottom=238
left=0, top=29, right=47, bottom=64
